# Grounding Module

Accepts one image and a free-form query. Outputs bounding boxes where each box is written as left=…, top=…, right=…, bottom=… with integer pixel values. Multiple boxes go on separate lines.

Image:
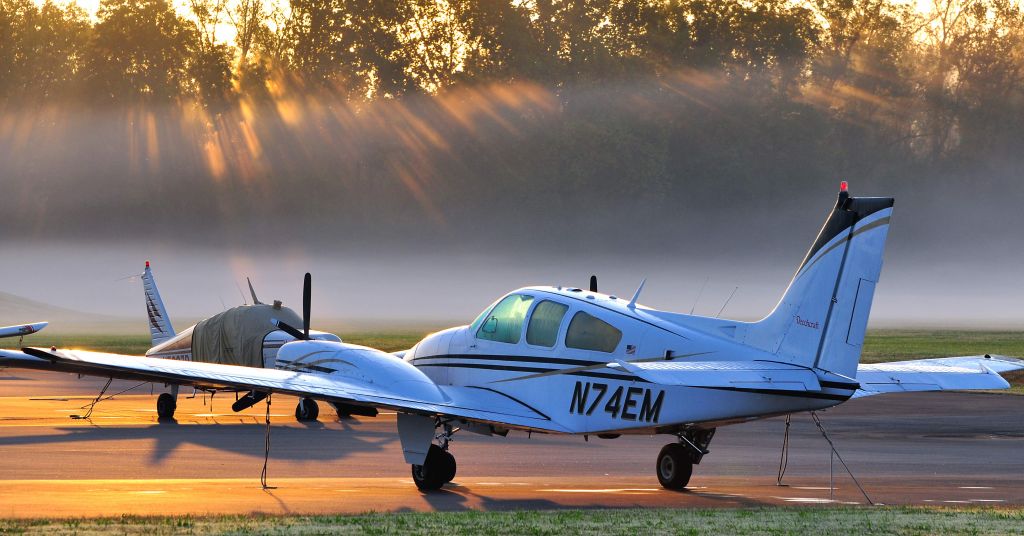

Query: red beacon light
left=840, top=181, right=848, bottom=193
left=145, top=261, right=150, bottom=268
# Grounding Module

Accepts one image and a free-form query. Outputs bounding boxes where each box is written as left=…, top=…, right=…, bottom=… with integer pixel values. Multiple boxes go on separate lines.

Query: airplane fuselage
left=401, top=286, right=851, bottom=435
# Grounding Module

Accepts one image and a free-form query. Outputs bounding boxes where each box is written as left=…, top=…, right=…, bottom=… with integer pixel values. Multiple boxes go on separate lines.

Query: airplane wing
left=0, top=346, right=568, bottom=434
left=853, top=355, right=1024, bottom=398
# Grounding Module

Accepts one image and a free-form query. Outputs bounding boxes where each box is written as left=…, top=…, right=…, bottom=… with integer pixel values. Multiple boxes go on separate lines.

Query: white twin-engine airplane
left=2, top=183, right=1022, bottom=491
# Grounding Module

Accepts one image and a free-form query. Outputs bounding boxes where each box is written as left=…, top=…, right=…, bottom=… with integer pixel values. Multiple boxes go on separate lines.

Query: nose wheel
left=411, top=444, right=457, bottom=490
left=295, top=398, right=320, bottom=421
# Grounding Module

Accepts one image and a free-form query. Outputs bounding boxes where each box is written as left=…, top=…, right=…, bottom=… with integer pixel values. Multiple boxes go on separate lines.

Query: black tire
left=656, top=443, right=693, bottom=490
left=156, top=393, right=176, bottom=420
left=295, top=398, right=319, bottom=421
left=411, top=444, right=453, bottom=490
left=440, top=449, right=457, bottom=483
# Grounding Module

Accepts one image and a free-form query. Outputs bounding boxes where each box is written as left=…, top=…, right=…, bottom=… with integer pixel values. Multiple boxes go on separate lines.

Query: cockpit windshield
left=475, top=293, right=534, bottom=344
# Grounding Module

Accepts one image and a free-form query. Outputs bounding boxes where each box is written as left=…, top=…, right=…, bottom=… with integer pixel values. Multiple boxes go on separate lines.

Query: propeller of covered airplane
left=273, top=272, right=312, bottom=341
left=231, top=272, right=313, bottom=413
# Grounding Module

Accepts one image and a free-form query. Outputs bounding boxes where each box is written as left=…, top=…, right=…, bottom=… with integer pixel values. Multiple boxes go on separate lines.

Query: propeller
left=589, top=275, right=598, bottom=293
left=303, top=272, right=311, bottom=339
left=274, top=272, right=313, bottom=341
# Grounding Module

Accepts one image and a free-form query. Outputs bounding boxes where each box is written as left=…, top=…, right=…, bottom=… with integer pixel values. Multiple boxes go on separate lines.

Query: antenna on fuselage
left=627, top=278, right=647, bottom=309
left=247, top=277, right=263, bottom=305
left=715, top=286, right=739, bottom=318
left=589, top=275, right=598, bottom=293
left=235, top=279, right=249, bottom=306
left=690, top=276, right=709, bottom=315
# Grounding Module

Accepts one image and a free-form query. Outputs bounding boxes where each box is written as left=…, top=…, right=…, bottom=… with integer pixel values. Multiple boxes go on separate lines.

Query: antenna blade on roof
left=628, top=278, right=646, bottom=309
left=247, top=277, right=263, bottom=305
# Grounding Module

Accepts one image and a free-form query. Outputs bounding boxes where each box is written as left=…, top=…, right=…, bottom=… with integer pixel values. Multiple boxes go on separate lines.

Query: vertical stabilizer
left=743, top=184, right=893, bottom=378
left=143, top=261, right=175, bottom=346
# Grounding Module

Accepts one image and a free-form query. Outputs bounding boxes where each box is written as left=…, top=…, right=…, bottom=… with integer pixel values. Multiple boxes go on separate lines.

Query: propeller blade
left=302, top=272, right=311, bottom=339
left=247, top=277, right=263, bottom=305
left=589, top=275, right=598, bottom=293
left=274, top=319, right=307, bottom=341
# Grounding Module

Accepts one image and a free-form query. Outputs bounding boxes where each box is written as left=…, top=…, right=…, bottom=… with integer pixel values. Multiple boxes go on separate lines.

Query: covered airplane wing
left=853, top=355, right=1024, bottom=398
left=0, top=346, right=569, bottom=434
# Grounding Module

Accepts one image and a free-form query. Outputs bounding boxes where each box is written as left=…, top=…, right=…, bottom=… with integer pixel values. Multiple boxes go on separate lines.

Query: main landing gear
left=295, top=397, right=320, bottom=422
left=156, top=386, right=179, bottom=420
left=656, top=428, right=715, bottom=490
left=411, top=424, right=458, bottom=490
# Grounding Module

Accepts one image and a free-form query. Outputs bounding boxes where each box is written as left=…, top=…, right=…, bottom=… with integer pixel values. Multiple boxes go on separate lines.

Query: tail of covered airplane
left=142, top=261, right=175, bottom=346
left=744, top=183, right=894, bottom=378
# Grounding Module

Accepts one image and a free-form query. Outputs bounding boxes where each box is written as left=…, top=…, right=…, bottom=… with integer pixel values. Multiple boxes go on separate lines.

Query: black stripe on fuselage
left=412, top=354, right=600, bottom=367
left=819, top=379, right=860, bottom=390
left=696, top=385, right=854, bottom=401
left=414, top=362, right=643, bottom=382
left=466, top=386, right=552, bottom=420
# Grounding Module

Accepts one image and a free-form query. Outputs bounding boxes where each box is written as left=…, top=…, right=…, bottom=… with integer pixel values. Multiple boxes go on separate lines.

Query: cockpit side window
left=476, top=294, right=534, bottom=344
left=526, top=300, right=569, bottom=347
left=565, top=311, right=622, bottom=353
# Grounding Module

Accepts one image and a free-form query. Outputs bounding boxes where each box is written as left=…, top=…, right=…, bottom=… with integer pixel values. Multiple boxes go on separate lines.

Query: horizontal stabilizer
left=853, top=355, right=1024, bottom=398
left=609, top=360, right=822, bottom=391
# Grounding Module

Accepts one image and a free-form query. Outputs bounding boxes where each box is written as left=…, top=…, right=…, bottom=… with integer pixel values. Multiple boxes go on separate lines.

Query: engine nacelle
left=275, top=340, right=447, bottom=404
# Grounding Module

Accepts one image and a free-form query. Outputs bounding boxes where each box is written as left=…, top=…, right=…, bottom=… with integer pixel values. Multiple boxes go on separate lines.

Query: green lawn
left=1, top=507, right=1023, bottom=535
left=860, top=330, right=1024, bottom=363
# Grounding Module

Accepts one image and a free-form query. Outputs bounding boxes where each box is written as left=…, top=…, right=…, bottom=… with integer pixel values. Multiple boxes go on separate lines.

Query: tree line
left=2, top=0, right=1023, bottom=189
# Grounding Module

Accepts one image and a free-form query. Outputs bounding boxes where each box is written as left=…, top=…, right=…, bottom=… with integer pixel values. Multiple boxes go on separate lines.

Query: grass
left=1, top=507, right=1023, bottom=535
left=860, top=330, right=1024, bottom=362
left=861, top=330, right=1024, bottom=394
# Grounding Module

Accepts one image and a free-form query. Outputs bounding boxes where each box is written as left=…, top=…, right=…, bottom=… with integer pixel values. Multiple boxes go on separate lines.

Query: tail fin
left=744, top=184, right=894, bottom=378
left=142, top=261, right=175, bottom=346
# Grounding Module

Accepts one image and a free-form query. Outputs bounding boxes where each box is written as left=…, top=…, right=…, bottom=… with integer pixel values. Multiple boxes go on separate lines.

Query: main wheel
left=156, top=393, right=176, bottom=420
left=440, top=449, right=457, bottom=483
left=295, top=398, right=319, bottom=421
left=411, top=444, right=455, bottom=490
left=656, top=443, right=693, bottom=490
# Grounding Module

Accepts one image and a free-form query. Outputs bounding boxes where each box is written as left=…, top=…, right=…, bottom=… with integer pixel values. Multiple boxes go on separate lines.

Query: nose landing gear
left=411, top=444, right=457, bottom=490
left=410, top=423, right=458, bottom=490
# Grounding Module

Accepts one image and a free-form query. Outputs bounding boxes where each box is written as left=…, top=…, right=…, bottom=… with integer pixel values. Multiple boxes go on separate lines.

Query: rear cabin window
left=525, top=300, right=569, bottom=347
left=476, top=294, right=534, bottom=344
left=565, top=311, right=622, bottom=353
